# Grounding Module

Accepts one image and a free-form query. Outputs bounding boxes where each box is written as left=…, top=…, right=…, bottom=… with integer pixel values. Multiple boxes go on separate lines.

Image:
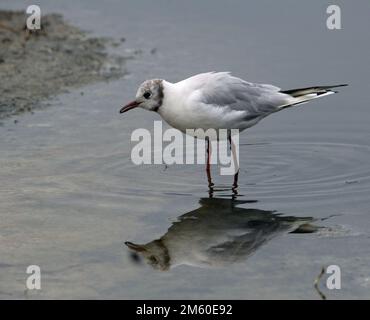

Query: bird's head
left=125, top=240, right=170, bottom=271
left=120, top=79, right=164, bottom=114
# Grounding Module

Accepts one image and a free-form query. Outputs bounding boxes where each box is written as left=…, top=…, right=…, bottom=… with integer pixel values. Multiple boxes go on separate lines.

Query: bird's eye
left=149, top=256, right=158, bottom=264
left=143, top=92, right=151, bottom=99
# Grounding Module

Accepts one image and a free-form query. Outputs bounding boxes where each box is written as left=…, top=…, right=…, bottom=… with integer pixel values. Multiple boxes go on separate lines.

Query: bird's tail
left=278, top=84, right=348, bottom=109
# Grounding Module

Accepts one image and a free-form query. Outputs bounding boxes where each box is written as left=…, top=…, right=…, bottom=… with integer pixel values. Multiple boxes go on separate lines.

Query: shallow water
left=0, top=0, right=370, bottom=299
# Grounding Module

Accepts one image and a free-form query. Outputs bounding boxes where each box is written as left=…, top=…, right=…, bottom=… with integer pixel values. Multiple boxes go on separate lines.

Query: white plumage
left=121, top=71, right=347, bottom=135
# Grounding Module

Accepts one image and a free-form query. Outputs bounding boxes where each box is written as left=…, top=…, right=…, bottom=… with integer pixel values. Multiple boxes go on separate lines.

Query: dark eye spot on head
left=149, top=256, right=158, bottom=264
left=143, top=91, right=151, bottom=99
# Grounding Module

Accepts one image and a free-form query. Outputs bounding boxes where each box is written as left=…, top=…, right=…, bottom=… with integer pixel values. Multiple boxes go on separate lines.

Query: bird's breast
left=159, top=102, right=248, bottom=137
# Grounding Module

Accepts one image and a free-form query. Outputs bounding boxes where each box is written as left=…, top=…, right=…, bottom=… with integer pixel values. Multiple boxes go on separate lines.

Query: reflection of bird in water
left=125, top=198, right=318, bottom=271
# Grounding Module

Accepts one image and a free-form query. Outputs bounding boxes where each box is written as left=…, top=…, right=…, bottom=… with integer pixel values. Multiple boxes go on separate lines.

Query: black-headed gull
left=120, top=72, right=347, bottom=188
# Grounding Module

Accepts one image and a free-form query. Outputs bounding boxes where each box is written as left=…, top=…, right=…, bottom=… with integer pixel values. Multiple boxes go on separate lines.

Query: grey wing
left=189, top=72, right=292, bottom=118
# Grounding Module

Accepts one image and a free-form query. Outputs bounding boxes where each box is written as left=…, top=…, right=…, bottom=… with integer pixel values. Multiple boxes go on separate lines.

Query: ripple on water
left=89, top=140, right=370, bottom=201
left=239, top=141, right=370, bottom=199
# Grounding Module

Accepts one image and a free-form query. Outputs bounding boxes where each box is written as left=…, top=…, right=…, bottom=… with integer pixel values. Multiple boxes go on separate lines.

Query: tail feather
left=281, top=84, right=348, bottom=97
left=278, top=84, right=348, bottom=110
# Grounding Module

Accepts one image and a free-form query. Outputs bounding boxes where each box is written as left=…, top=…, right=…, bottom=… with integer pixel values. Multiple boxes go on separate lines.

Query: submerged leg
left=229, top=133, right=239, bottom=190
left=206, top=137, right=214, bottom=190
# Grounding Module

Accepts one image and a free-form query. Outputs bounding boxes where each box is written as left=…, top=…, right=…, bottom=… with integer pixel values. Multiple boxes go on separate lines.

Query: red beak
left=120, top=100, right=140, bottom=113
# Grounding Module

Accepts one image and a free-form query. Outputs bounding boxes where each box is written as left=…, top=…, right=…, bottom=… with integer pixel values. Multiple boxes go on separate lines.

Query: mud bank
left=0, top=10, right=128, bottom=119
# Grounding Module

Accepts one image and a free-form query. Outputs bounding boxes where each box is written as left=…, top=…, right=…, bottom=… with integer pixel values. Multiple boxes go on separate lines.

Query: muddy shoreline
left=0, top=10, right=128, bottom=119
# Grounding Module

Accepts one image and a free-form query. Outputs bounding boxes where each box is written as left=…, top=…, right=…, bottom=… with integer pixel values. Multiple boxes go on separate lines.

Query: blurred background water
left=0, top=0, right=369, bottom=299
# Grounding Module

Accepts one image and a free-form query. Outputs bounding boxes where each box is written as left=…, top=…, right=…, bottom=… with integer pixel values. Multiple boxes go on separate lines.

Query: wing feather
left=184, top=72, right=291, bottom=118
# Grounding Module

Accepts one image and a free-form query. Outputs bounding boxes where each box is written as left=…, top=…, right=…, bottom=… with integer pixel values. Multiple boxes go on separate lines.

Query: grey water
left=1, top=0, right=370, bottom=299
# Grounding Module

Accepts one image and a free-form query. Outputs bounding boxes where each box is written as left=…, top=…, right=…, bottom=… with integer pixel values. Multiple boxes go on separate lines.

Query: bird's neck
left=156, top=80, right=194, bottom=133
left=157, top=81, right=182, bottom=116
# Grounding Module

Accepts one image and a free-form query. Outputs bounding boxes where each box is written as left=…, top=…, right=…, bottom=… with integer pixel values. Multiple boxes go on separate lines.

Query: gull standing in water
left=120, top=72, right=347, bottom=188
